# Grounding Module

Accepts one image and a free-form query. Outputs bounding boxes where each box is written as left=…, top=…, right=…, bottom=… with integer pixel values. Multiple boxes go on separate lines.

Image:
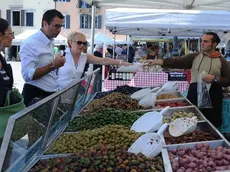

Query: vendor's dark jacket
left=0, top=55, right=13, bottom=106
left=162, top=52, right=230, bottom=87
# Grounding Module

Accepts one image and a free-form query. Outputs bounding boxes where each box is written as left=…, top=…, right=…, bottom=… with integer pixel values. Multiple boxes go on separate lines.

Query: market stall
left=0, top=72, right=230, bottom=171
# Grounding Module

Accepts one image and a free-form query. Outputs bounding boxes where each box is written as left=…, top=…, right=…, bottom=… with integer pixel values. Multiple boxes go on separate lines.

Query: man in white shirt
left=20, top=9, right=66, bottom=106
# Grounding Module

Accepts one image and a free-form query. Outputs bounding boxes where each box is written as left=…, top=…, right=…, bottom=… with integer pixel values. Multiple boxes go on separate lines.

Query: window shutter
left=78, top=0, right=82, bottom=8
left=97, top=15, right=102, bottom=29
left=87, top=3, right=91, bottom=8
left=80, top=14, right=83, bottom=28
left=66, top=15, right=70, bottom=29
left=88, top=14, right=91, bottom=29
left=26, top=12, right=34, bottom=26
left=21, top=10, right=25, bottom=26
left=6, top=10, right=11, bottom=24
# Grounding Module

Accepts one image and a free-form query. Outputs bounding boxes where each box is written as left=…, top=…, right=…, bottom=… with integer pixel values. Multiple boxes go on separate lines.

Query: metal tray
left=162, top=106, right=205, bottom=122
left=163, top=122, right=222, bottom=145
left=154, top=99, right=193, bottom=110
left=162, top=140, right=230, bottom=172
left=156, top=91, right=185, bottom=102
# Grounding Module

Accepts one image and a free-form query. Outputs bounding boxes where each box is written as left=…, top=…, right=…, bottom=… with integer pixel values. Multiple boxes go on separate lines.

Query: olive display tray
left=154, top=99, right=193, bottom=110
left=162, top=140, right=230, bottom=172
left=163, top=122, right=223, bottom=145
left=33, top=152, right=164, bottom=171
left=156, top=91, right=186, bottom=102
left=162, top=106, right=205, bottom=122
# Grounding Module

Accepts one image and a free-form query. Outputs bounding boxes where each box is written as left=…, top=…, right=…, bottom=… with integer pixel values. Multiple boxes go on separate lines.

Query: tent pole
left=113, top=34, right=116, bottom=59
left=89, top=3, right=96, bottom=72
left=127, top=36, right=130, bottom=61
left=102, top=16, right=107, bottom=91
left=197, top=38, right=201, bottom=51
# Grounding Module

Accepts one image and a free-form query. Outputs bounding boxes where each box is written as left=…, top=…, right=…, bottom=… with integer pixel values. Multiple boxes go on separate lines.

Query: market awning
left=104, top=8, right=230, bottom=37
left=12, top=30, right=67, bottom=45
left=84, top=0, right=230, bottom=11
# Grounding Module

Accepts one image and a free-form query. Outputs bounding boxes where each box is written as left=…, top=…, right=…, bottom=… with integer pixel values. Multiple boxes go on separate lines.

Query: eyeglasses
left=52, top=24, right=64, bottom=29
left=4, top=32, right=14, bottom=37
left=75, top=41, right=88, bottom=46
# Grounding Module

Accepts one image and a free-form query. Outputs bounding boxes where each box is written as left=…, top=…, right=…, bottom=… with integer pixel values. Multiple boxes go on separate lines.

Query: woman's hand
left=121, top=61, right=132, bottom=66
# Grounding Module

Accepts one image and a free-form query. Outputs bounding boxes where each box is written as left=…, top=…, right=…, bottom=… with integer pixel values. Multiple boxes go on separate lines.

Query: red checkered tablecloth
left=133, top=72, right=168, bottom=87
left=175, top=81, right=189, bottom=92
left=103, top=72, right=189, bottom=92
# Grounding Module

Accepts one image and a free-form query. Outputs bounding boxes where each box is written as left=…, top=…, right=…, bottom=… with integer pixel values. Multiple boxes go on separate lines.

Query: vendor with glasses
left=57, top=31, right=131, bottom=90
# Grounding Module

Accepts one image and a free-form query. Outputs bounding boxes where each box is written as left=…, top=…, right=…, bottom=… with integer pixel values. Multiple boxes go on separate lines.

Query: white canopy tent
left=87, top=32, right=114, bottom=45
left=12, top=30, right=67, bottom=45
left=105, top=8, right=230, bottom=37
left=84, top=0, right=230, bottom=11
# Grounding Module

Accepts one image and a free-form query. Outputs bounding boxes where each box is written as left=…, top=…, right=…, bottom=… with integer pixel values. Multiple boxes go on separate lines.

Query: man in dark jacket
left=93, top=44, right=103, bottom=92
left=128, top=43, right=136, bottom=63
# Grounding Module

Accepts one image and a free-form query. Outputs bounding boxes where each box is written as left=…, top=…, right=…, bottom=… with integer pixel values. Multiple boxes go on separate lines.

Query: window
left=80, top=15, right=102, bottom=29
left=80, top=14, right=90, bottom=29
left=12, top=11, right=20, bottom=26
left=25, top=12, right=33, bottom=26
left=62, top=14, right=70, bottom=29
left=78, top=0, right=91, bottom=8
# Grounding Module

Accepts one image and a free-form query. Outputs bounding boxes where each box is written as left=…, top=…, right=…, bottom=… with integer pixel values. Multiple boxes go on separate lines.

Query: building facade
left=0, top=0, right=55, bottom=59
left=0, top=0, right=55, bottom=35
left=56, top=0, right=103, bottom=39
left=56, top=0, right=125, bottom=41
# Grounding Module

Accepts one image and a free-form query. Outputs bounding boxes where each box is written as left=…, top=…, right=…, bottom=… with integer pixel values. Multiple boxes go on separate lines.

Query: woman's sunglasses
left=76, top=41, right=88, bottom=46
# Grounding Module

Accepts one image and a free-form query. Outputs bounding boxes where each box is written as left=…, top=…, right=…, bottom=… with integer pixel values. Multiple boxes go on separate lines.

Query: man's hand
left=53, top=53, right=66, bottom=68
left=202, top=74, right=215, bottom=83
left=145, top=59, right=163, bottom=66
left=121, top=61, right=132, bottom=66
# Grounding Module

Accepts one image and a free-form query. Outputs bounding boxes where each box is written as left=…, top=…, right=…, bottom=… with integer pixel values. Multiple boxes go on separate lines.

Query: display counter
left=0, top=71, right=229, bottom=172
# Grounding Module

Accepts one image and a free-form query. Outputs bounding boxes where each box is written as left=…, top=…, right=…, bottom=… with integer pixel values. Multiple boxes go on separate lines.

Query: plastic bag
left=197, top=72, right=212, bottom=108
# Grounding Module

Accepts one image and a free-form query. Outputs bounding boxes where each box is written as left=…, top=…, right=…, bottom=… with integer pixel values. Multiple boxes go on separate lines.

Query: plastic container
left=138, top=87, right=162, bottom=107
left=169, top=116, right=197, bottom=137
left=131, top=88, right=152, bottom=100
left=117, top=63, right=141, bottom=72
left=131, top=106, right=169, bottom=133
left=131, top=87, right=160, bottom=101
left=128, top=123, right=168, bottom=158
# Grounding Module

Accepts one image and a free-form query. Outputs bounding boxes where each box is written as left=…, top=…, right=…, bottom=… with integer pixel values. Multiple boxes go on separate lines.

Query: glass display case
left=0, top=68, right=101, bottom=172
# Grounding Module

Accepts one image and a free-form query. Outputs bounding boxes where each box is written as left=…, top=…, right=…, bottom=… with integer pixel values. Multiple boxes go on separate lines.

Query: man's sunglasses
left=76, top=41, right=88, bottom=46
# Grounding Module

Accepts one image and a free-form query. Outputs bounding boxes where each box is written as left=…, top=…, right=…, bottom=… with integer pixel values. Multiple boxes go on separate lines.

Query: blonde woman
left=57, top=31, right=131, bottom=90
